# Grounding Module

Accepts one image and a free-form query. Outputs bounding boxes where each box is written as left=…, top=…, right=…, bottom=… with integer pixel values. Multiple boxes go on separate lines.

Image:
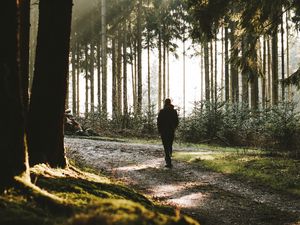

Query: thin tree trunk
left=112, top=38, right=117, bottom=118
left=97, top=40, right=101, bottom=112
left=137, top=0, right=143, bottom=114
left=267, top=36, right=271, bottom=106
left=262, top=36, right=266, bottom=108
left=204, top=39, right=210, bottom=101
left=28, top=0, right=72, bottom=167
left=123, top=21, right=128, bottom=117
left=147, top=23, right=151, bottom=114
left=85, top=44, right=89, bottom=117
left=286, top=10, right=291, bottom=101
left=101, top=0, right=107, bottom=114
left=241, top=37, right=249, bottom=105
left=230, top=22, right=239, bottom=103
left=163, top=36, right=166, bottom=101
left=76, top=42, right=80, bottom=116
left=158, top=30, right=162, bottom=110
left=221, top=27, right=224, bottom=101
left=117, top=29, right=122, bottom=116
left=214, top=35, right=218, bottom=101
left=183, top=35, right=186, bottom=117
left=167, top=47, right=170, bottom=97
left=210, top=41, right=214, bottom=103
left=90, top=43, right=95, bottom=114
left=129, top=30, right=137, bottom=114
left=200, top=46, right=204, bottom=101
left=71, top=43, right=77, bottom=115
left=224, top=26, right=229, bottom=101
left=272, top=25, right=279, bottom=105
left=281, top=13, right=285, bottom=101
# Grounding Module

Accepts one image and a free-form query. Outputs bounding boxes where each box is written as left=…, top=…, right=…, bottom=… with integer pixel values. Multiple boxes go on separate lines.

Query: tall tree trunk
left=101, top=0, right=107, bottom=114
left=286, top=10, right=291, bottom=101
left=123, top=21, right=128, bottom=117
left=281, top=13, right=285, bottom=101
left=262, top=36, right=266, bottom=108
left=90, top=43, right=95, bottom=114
left=28, top=0, right=72, bottom=167
left=224, top=26, right=229, bottom=102
left=158, top=30, right=162, bottom=110
left=137, top=0, right=143, bottom=114
left=210, top=41, right=214, bottom=103
left=214, top=35, right=218, bottom=101
left=71, top=43, right=77, bottom=115
left=230, top=22, right=239, bottom=103
left=85, top=44, right=89, bottom=117
left=241, top=37, right=249, bottom=105
left=200, top=46, right=204, bottom=101
left=117, top=29, right=122, bottom=116
left=267, top=36, right=271, bottom=106
left=0, top=0, right=29, bottom=188
left=97, top=40, right=101, bottom=112
left=183, top=35, right=186, bottom=117
left=163, top=38, right=166, bottom=101
left=167, top=47, right=170, bottom=97
left=204, top=39, right=210, bottom=101
left=112, top=38, right=117, bottom=118
left=76, top=42, right=80, bottom=116
left=250, top=37, right=259, bottom=110
left=129, top=29, right=137, bottom=114
left=147, top=22, right=151, bottom=114
left=272, top=25, right=279, bottom=105
left=221, top=27, right=224, bottom=101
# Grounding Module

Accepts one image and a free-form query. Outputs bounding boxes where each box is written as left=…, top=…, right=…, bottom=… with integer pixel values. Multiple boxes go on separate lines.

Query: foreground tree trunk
left=0, top=0, right=29, bottom=188
left=28, top=0, right=73, bottom=167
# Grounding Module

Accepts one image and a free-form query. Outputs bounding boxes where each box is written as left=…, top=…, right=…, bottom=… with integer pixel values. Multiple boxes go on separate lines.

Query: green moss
left=175, top=150, right=300, bottom=197
left=0, top=165, right=200, bottom=225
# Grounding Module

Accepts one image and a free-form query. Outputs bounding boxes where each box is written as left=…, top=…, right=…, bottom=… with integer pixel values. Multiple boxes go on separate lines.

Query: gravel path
left=65, top=137, right=300, bottom=225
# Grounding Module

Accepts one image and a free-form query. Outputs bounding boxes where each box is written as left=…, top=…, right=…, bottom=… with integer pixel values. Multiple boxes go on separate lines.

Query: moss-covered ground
left=0, top=164, right=199, bottom=225
left=174, top=145, right=300, bottom=197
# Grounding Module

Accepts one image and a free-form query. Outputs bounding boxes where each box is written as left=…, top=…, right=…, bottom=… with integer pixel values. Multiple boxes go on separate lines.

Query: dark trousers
left=160, top=131, right=175, bottom=166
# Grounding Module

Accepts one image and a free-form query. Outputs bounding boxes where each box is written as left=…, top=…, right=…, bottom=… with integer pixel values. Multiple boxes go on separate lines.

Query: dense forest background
left=2, top=0, right=300, bottom=190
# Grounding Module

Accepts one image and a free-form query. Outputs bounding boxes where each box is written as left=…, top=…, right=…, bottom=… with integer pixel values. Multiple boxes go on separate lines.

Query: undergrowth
left=0, top=164, right=199, bottom=225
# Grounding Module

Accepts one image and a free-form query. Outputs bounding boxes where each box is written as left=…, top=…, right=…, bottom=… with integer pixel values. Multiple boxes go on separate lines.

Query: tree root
left=13, top=175, right=73, bottom=215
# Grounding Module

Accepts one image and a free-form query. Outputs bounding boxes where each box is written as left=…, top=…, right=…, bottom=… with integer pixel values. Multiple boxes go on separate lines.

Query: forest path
left=65, top=137, right=300, bottom=225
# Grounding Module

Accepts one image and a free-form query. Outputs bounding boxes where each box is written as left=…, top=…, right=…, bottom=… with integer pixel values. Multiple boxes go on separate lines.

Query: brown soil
left=65, top=137, right=300, bottom=225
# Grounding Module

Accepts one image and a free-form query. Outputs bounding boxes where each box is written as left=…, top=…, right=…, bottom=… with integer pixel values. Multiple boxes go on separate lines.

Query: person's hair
left=164, top=98, right=171, bottom=105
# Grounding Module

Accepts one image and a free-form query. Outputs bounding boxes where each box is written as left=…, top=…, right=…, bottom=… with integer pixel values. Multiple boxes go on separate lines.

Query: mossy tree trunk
left=28, top=0, right=73, bottom=168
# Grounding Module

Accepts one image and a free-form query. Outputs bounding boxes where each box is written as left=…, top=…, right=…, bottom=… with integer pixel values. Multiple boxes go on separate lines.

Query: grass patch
left=174, top=150, right=300, bottom=197
left=0, top=164, right=199, bottom=225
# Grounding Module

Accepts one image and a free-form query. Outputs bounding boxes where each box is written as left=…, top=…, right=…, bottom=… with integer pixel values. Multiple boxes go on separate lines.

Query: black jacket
left=157, top=104, right=179, bottom=134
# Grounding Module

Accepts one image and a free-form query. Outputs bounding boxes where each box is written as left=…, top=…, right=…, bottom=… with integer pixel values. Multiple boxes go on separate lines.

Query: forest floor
left=65, top=137, right=300, bottom=225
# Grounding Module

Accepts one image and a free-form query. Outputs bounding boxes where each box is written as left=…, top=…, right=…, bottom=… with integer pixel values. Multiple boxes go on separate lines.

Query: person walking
left=157, top=98, right=179, bottom=168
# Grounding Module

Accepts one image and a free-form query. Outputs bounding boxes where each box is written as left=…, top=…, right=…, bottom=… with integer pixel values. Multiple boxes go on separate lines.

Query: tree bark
left=90, top=43, right=95, bottom=114
left=85, top=44, right=89, bottom=117
left=71, top=42, right=77, bottom=115
left=137, top=0, right=143, bottom=114
left=204, top=39, right=210, bottom=101
left=224, top=26, right=229, bottom=102
left=101, top=0, right=107, bottom=115
left=28, top=0, right=73, bottom=168
left=0, top=0, right=29, bottom=188
left=123, top=21, right=128, bottom=117
left=272, top=25, right=279, bottom=106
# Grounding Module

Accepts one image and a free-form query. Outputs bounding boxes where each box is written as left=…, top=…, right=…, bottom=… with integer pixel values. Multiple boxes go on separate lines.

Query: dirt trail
left=65, top=137, right=300, bottom=225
